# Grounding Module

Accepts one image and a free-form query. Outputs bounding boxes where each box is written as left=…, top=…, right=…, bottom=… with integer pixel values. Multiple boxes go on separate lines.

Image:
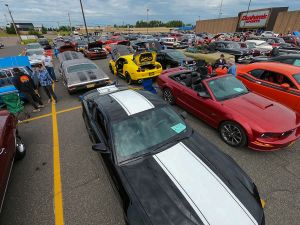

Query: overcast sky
left=0, top=0, right=299, bottom=27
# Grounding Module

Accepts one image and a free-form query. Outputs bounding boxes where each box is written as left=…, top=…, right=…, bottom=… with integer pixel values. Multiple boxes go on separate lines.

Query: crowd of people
left=12, top=52, right=58, bottom=113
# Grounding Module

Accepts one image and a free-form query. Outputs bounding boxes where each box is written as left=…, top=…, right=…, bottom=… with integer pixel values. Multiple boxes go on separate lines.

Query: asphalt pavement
left=0, top=43, right=300, bottom=225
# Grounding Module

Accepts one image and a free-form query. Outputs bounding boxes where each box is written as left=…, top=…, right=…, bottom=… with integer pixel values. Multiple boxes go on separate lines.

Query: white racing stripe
left=110, top=90, right=154, bottom=115
left=154, top=142, right=258, bottom=225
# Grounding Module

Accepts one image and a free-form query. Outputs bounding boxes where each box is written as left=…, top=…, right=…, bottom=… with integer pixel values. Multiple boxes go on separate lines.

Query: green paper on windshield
left=171, top=123, right=186, bottom=133
left=234, top=88, right=244, bottom=92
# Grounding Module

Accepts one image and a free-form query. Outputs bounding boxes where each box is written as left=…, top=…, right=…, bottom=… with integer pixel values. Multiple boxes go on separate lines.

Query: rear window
left=248, top=69, right=265, bottom=78
left=67, top=63, right=97, bottom=73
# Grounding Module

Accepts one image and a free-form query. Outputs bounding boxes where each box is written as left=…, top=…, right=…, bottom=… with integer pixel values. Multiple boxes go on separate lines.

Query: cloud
left=0, top=0, right=299, bottom=26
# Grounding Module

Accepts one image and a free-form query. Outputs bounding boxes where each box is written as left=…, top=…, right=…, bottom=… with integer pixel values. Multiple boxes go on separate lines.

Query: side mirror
left=198, top=91, right=210, bottom=98
left=92, top=143, right=108, bottom=153
left=180, top=111, right=187, bottom=120
left=281, top=83, right=290, bottom=89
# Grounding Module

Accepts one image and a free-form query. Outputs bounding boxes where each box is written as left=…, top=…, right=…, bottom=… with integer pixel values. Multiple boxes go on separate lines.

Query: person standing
left=215, top=54, right=226, bottom=68
left=41, top=52, right=58, bottom=82
left=37, top=64, right=58, bottom=103
left=12, top=68, right=44, bottom=112
left=228, top=58, right=237, bottom=76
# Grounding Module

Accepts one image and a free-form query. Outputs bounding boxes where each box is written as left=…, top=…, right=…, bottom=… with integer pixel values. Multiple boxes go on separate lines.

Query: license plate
left=86, top=84, right=95, bottom=88
left=149, top=72, right=154, bottom=76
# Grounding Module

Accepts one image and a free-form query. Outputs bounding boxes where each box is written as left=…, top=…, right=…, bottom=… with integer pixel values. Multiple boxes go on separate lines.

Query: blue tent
left=0, top=56, right=31, bottom=69
left=293, top=31, right=300, bottom=37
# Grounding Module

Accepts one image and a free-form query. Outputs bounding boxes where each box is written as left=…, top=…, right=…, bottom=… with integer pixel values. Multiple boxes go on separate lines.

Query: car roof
left=274, top=54, right=300, bottom=59
left=84, top=88, right=167, bottom=122
left=246, top=62, right=300, bottom=75
left=62, top=58, right=96, bottom=67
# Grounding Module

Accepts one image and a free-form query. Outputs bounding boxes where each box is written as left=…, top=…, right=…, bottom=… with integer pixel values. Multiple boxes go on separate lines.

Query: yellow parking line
left=18, top=106, right=82, bottom=124
left=52, top=85, right=65, bottom=225
left=56, top=106, right=82, bottom=115
left=18, top=112, right=52, bottom=124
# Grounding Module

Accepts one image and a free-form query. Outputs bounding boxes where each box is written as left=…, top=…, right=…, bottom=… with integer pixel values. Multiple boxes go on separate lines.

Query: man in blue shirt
left=37, top=65, right=58, bottom=103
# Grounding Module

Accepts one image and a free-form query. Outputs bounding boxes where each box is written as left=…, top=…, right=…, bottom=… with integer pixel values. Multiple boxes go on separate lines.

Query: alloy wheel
left=220, top=123, right=244, bottom=146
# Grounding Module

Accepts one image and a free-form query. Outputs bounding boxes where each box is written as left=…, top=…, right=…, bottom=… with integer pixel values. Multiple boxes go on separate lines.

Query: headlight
left=260, top=133, right=279, bottom=138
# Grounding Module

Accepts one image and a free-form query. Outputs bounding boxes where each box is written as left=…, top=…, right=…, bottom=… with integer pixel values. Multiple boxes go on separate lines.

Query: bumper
left=248, top=133, right=300, bottom=151
left=86, top=53, right=107, bottom=59
left=131, top=68, right=162, bottom=81
left=67, top=79, right=110, bottom=92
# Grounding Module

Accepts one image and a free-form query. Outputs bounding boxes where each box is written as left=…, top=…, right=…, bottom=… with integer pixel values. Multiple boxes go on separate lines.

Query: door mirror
left=92, top=143, right=108, bottom=153
left=198, top=91, right=210, bottom=98
left=280, top=83, right=290, bottom=89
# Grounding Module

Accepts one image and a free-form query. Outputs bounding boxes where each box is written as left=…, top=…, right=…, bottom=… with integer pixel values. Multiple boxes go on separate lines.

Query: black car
left=130, top=40, right=163, bottom=52
left=209, top=41, right=251, bottom=61
left=81, top=85, right=265, bottom=225
left=156, top=49, right=196, bottom=70
left=0, top=42, right=4, bottom=48
left=38, top=38, right=51, bottom=50
left=251, top=54, right=300, bottom=67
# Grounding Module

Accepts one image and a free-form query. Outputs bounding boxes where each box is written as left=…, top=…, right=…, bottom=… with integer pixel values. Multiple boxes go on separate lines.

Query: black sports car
left=81, top=86, right=265, bottom=225
left=156, top=49, right=196, bottom=70
left=251, top=54, right=300, bottom=67
left=209, top=41, right=251, bottom=62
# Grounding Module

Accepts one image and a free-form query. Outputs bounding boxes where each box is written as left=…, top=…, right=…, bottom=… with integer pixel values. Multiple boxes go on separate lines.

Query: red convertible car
left=0, top=110, right=26, bottom=212
left=157, top=68, right=300, bottom=151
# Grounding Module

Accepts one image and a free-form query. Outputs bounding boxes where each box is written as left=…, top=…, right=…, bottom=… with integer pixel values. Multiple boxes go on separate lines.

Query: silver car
left=61, top=58, right=110, bottom=93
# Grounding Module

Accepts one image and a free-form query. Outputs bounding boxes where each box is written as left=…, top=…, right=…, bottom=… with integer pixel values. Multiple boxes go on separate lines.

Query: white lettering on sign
left=239, top=10, right=270, bottom=28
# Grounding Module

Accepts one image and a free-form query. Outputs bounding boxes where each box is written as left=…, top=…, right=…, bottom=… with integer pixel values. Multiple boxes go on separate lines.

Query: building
left=196, top=7, right=300, bottom=34
left=14, top=23, right=34, bottom=31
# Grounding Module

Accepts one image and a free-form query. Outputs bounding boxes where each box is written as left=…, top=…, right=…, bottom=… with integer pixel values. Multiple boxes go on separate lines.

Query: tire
left=163, top=88, right=175, bottom=105
left=219, top=121, right=247, bottom=147
left=125, top=72, right=133, bottom=85
left=15, top=135, right=26, bottom=160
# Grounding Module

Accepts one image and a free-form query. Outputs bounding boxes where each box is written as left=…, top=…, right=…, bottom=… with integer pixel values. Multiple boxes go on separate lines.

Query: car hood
left=66, top=69, right=109, bottom=86
left=120, top=134, right=264, bottom=225
left=223, top=92, right=300, bottom=132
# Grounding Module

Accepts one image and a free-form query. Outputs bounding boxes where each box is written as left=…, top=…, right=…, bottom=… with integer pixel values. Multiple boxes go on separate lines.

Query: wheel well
left=218, top=120, right=249, bottom=143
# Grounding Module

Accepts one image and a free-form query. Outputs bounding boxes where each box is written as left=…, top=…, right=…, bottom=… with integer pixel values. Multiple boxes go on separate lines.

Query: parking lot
left=1, top=43, right=300, bottom=225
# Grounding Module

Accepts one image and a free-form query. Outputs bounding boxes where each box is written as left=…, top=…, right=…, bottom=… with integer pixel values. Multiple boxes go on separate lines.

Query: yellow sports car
left=109, top=45, right=162, bottom=84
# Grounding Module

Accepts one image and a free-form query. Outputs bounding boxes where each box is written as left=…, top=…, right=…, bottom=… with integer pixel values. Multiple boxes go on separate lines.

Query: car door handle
left=0, top=148, right=5, bottom=155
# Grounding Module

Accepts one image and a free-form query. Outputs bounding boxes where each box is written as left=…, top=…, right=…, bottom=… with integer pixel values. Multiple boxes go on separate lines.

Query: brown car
left=0, top=110, right=26, bottom=212
left=83, top=42, right=107, bottom=59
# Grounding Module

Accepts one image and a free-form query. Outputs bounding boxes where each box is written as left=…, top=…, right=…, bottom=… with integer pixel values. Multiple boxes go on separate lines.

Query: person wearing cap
left=12, top=68, right=44, bottom=112
left=215, top=54, right=226, bottom=68
left=41, top=52, right=58, bottom=82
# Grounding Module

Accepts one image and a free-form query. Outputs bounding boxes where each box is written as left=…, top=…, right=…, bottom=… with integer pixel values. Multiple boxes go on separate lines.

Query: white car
left=26, top=43, right=43, bottom=50
left=25, top=49, right=44, bottom=65
left=138, top=35, right=157, bottom=42
left=261, top=31, right=278, bottom=37
left=245, top=40, right=273, bottom=51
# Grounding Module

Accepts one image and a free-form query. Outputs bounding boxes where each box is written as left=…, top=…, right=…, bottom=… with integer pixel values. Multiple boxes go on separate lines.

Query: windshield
left=112, top=106, right=187, bottom=163
left=226, top=42, right=240, bottom=49
left=208, top=76, right=249, bottom=101
left=27, top=43, right=42, bottom=49
left=67, top=63, right=97, bottom=73
left=168, top=50, right=185, bottom=59
left=278, top=38, right=285, bottom=43
left=246, top=42, right=256, bottom=49
left=26, top=50, right=44, bottom=56
left=293, top=74, right=300, bottom=84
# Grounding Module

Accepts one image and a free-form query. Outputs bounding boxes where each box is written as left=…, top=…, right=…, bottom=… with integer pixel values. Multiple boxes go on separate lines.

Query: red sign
left=241, top=14, right=268, bottom=24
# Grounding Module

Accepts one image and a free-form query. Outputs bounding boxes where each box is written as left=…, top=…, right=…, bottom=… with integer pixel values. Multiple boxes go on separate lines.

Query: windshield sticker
left=171, top=123, right=186, bottom=133
left=234, top=88, right=244, bottom=92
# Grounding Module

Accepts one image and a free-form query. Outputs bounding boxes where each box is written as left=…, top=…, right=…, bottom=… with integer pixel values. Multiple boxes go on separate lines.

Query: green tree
left=6, top=24, right=16, bottom=34
left=41, top=25, right=47, bottom=34
left=28, top=28, right=39, bottom=35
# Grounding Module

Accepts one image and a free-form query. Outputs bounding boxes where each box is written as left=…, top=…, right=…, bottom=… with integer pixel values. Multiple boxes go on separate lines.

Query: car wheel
left=125, top=72, right=133, bottom=85
left=163, top=88, right=175, bottom=104
left=15, top=135, right=26, bottom=160
left=219, top=121, right=247, bottom=147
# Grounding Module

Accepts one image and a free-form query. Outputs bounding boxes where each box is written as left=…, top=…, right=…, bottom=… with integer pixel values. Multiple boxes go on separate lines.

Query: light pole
left=5, top=4, right=21, bottom=42
left=79, top=0, right=89, bottom=42
left=68, top=12, right=72, bottom=34
left=218, top=0, right=223, bottom=18
left=146, top=8, right=149, bottom=34
left=244, top=0, right=252, bottom=29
